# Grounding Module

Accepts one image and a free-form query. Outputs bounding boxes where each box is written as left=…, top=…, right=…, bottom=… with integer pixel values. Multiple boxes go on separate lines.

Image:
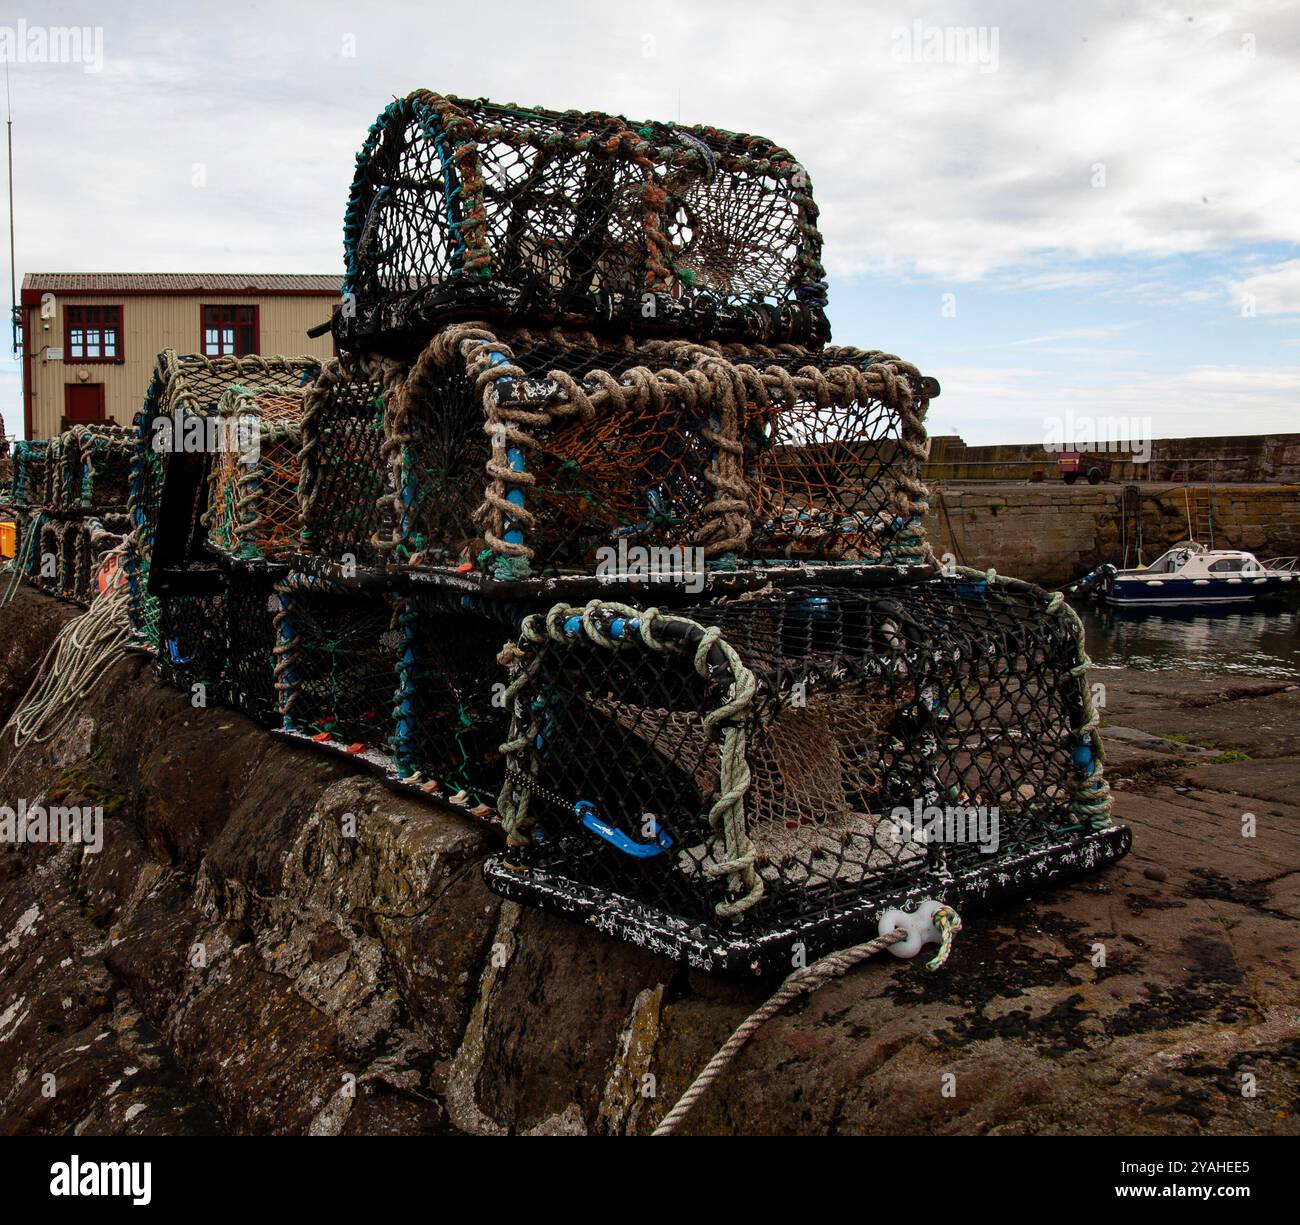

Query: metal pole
left=6, top=61, right=16, bottom=356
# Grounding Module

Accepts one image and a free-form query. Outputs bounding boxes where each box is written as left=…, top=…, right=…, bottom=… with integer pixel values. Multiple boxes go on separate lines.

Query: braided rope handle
left=496, top=598, right=764, bottom=915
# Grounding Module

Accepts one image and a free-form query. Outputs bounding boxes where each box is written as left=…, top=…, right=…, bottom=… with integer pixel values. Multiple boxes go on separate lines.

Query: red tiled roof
left=22, top=273, right=342, bottom=295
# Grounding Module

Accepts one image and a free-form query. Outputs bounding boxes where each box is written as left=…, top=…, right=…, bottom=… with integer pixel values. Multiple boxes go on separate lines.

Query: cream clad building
left=17, top=273, right=340, bottom=439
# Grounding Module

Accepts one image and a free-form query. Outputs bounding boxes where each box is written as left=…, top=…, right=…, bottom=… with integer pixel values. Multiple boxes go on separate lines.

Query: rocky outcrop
left=1, top=586, right=1297, bottom=1135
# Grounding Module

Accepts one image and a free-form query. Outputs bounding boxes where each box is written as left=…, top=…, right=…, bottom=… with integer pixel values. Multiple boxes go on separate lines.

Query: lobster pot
left=354, top=324, right=934, bottom=581
left=205, top=387, right=305, bottom=562
left=484, top=577, right=1130, bottom=974
left=72, top=515, right=131, bottom=606
left=294, top=362, right=391, bottom=573
left=10, top=440, right=49, bottom=506
left=154, top=588, right=228, bottom=698
left=69, top=424, right=134, bottom=511
left=57, top=517, right=81, bottom=598
left=340, top=91, right=828, bottom=350
left=31, top=520, right=64, bottom=591
left=215, top=568, right=283, bottom=726
left=274, top=579, right=401, bottom=757
left=126, top=350, right=321, bottom=650
left=399, top=594, right=523, bottom=807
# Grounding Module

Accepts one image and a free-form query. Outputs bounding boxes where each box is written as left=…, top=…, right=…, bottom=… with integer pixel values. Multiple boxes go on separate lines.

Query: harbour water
left=1071, top=601, right=1300, bottom=680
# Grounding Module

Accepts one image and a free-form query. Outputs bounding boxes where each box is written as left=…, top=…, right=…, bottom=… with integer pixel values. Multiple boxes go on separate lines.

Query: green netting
left=9, top=440, right=49, bottom=506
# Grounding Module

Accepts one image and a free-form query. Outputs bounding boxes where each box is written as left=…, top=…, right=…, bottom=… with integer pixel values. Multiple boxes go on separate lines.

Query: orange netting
left=206, top=389, right=305, bottom=561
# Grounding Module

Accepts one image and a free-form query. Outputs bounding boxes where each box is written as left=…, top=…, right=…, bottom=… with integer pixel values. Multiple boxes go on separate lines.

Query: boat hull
left=1105, top=574, right=1295, bottom=606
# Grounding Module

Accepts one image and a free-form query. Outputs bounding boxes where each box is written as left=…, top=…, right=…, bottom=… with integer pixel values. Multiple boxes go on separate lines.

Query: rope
left=1045, top=588, right=1113, bottom=830
left=1, top=571, right=132, bottom=757
left=652, top=906, right=960, bottom=1136
left=1, top=511, right=45, bottom=606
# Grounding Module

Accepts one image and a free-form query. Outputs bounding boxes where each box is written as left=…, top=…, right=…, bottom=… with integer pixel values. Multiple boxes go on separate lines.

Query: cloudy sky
left=2, top=0, right=1298, bottom=442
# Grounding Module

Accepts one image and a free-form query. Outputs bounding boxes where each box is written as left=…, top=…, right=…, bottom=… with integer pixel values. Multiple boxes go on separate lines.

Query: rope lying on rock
left=3, top=574, right=132, bottom=754
left=653, top=906, right=961, bottom=1136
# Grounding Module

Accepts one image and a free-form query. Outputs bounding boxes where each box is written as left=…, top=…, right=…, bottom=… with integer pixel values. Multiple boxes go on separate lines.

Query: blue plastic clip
left=574, top=801, right=674, bottom=858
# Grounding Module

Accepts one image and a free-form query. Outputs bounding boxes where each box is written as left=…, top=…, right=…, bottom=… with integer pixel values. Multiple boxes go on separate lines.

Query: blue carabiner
left=574, top=800, right=674, bottom=858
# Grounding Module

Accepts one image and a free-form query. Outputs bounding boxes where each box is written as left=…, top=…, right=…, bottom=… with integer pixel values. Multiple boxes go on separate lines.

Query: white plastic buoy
left=878, top=899, right=958, bottom=958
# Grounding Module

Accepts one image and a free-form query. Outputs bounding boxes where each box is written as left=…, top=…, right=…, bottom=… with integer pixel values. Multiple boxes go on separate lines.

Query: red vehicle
left=1058, top=451, right=1105, bottom=485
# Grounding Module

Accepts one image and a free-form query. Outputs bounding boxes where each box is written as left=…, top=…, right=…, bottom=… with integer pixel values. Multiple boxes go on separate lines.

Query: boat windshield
left=1144, top=550, right=1187, bottom=574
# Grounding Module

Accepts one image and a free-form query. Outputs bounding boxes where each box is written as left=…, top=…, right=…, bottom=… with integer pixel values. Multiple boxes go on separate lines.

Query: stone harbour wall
left=926, top=483, right=1300, bottom=586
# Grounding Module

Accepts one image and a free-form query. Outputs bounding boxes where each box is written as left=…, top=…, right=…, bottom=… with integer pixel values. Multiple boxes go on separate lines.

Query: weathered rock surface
left=0, top=586, right=1297, bottom=1135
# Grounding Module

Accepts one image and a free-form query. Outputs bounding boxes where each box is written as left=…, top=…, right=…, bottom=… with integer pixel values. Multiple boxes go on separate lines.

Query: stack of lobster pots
left=7, top=428, right=134, bottom=607
left=122, top=89, right=1125, bottom=975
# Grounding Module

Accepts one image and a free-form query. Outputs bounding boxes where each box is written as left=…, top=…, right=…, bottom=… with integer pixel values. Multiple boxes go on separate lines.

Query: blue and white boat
left=1103, top=543, right=1297, bottom=606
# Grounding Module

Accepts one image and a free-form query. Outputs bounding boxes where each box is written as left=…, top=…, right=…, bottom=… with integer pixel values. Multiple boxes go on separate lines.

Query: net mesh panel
left=70, top=424, right=135, bottom=511
left=206, top=389, right=305, bottom=561
left=10, top=440, right=48, bottom=505
left=374, top=324, right=930, bottom=576
left=127, top=351, right=321, bottom=649
left=51, top=436, right=75, bottom=508
left=495, top=577, right=1108, bottom=942
left=126, top=394, right=165, bottom=644
left=341, top=91, right=828, bottom=346
left=155, top=591, right=226, bottom=695
left=151, top=572, right=281, bottom=724
left=297, top=361, right=392, bottom=570
left=276, top=583, right=400, bottom=750
left=402, top=596, right=519, bottom=804
left=218, top=572, right=282, bottom=725
left=71, top=524, right=92, bottom=604
left=42, top=436, right=70, bottom=508
left=57, top=518, right=79, bottom=597
left=72, top=515, right=130, bottom=606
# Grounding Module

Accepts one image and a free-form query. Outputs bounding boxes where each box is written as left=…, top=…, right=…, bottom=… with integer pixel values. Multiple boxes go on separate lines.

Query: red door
left=64, top=383, right=106, bottom=424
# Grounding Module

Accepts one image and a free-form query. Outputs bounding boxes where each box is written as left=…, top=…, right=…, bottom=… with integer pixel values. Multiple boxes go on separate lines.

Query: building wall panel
left=23, top=293, right=335, bottom=438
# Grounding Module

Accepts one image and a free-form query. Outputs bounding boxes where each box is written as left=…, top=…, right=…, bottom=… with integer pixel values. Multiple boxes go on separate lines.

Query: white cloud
left=1, top=0, right=1297, bottom=442
left=1008, top=324, right=1137, bottom=347
left=935, top=362, right=1300, bottom=444
left=1231, top=260, right=1300, bottom=316
left=3, top=0, right=1297, bottom=285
